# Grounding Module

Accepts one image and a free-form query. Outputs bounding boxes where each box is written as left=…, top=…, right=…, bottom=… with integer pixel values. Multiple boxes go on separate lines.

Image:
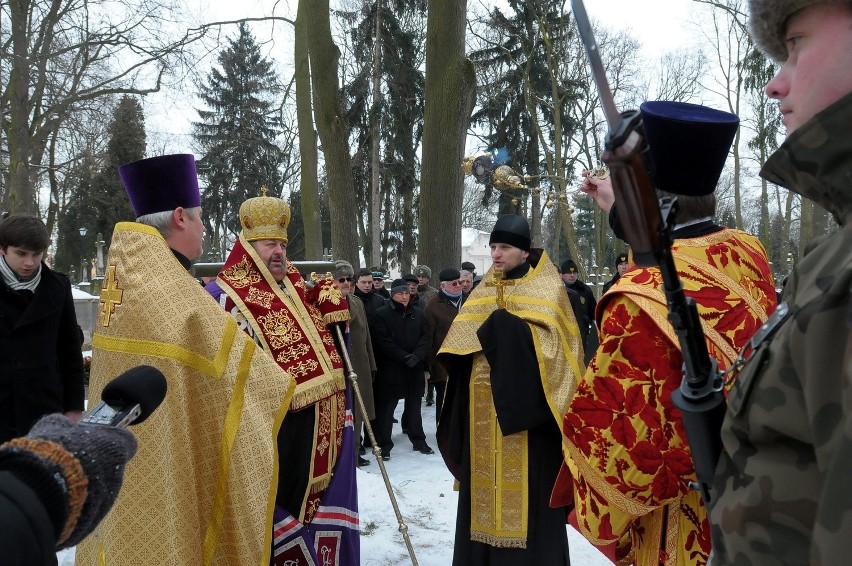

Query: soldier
left=601, top=252, right=629, bottom=294
left=414, top=264, right=439, bottom=303
left=709, top=2, right=852, bottom=564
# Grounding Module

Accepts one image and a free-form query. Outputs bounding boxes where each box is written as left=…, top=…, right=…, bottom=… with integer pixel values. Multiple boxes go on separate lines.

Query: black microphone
left=81, top=365, right=168, bottom=428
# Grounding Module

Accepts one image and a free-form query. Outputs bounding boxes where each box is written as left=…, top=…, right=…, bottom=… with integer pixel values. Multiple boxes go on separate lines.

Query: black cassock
left=438, top=300, right=571, bottom=566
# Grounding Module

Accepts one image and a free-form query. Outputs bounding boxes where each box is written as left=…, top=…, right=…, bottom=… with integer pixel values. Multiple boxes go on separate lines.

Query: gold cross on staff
left=99, top=264, right=124, bottom=326
left=485, top=268, right=517, bottom=309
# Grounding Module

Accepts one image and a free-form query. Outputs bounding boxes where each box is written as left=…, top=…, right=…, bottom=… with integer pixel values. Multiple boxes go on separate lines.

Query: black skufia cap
left=489, top=215, right=531, bottom=252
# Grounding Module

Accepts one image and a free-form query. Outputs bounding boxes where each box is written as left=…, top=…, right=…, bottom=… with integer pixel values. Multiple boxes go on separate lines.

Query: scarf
left=0, top=256, right=42, bottom=291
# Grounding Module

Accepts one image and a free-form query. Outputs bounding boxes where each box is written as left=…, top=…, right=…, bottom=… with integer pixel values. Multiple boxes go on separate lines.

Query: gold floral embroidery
left=257, top=310, right=303, bottom=349
left=220, top=256, right=261, bottom=288
left=317, top=435, right=330, bottom=456
left=287, top=359, right=319, bottom=377
left=276, top=343, right=311, bottom=365
left=245, top=286, right=274, bottom=309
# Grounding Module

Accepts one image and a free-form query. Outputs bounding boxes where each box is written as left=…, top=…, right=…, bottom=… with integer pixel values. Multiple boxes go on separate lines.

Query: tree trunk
left=6, top=0, right=37, bottom=213
left=295, top=0, right=323, bottom=260
left=306, top=0, right=359, bottom=267
left=418, top=0, right=476, bottom=282
left=368, top=0, right=383, bottom=268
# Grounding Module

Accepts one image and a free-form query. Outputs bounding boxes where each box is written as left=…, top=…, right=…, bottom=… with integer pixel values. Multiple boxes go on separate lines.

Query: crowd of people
left=0, top=1, right=849, bottom=564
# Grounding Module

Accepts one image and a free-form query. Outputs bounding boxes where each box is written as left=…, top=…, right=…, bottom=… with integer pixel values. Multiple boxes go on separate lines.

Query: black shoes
left=425, top=395, right=434, bottom=406
left=382, top=453, right=391, bottom=461
left=359, top=445, right=366, bottom=456
left=357, top=456, right=370, bottom=467
left=413, top=442, right=434, bottom=455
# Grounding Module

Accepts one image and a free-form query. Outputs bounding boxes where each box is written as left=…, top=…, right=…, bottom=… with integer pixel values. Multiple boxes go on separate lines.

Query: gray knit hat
left=748, top=0, right=844, bottom=61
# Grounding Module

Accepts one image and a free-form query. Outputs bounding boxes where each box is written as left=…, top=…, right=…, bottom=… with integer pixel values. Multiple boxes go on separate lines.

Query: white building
left=461, top=227, right=492, bottom=275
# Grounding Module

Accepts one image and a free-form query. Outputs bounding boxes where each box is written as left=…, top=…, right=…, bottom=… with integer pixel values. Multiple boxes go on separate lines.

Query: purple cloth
left=271, top=383, right=360, bottom=565
left=118, top=154, right=201, bottom=217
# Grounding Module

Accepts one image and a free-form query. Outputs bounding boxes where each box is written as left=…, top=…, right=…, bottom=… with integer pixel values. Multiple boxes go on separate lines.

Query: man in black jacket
left=0, top=214, right=85, bottom=444
left=371, top=279, right=432, bottom=459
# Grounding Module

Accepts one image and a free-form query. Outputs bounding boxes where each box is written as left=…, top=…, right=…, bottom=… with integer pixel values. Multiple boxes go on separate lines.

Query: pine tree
left=193, top=23, right=289, bottom=255
left=55, top=95, right=146, bottom=276
left=92, top=95, right=147, bottom=244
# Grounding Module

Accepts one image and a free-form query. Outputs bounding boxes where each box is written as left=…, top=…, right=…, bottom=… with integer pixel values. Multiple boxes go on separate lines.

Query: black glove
left=0, top=414, right=138, bottom=549
left=404, top=354, right=420, bottom=368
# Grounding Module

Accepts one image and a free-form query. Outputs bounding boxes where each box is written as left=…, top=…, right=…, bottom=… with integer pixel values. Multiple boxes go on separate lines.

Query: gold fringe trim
left=309, top=477, right=332, bottom=495
left=322, top=309, right=351, bottom=325
left=470, top=531, right=527, bottom=549
left=290, top=369, right=346, bottom=410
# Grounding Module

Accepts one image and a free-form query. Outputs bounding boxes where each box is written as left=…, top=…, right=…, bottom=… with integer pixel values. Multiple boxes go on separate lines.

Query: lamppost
left=78, top=226, right=88, bottom=284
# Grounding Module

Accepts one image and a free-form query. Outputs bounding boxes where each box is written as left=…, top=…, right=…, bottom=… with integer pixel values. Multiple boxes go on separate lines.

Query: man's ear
left=172, top=207, right=187, bottom=231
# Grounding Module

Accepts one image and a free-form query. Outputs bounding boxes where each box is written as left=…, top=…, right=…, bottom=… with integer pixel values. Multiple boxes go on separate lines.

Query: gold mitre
left=239, top=186, right=291, bottom=243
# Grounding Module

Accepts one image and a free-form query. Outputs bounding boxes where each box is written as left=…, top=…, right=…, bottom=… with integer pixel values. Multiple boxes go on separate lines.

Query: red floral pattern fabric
left=564, top=229, right=777, bottom=566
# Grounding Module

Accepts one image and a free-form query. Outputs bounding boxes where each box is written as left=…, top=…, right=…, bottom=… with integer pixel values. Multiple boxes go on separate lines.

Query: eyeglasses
left=337, top=277, right=353, bottom=283
left=444, top=280, right=463, bottom=287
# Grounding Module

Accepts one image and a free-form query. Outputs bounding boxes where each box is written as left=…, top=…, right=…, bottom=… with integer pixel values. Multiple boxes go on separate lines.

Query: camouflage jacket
left=709, top=93, right=852, bottom=564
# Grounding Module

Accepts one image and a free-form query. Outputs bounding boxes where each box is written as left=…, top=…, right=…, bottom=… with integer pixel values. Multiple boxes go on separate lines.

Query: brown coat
left=423, top=291, right=463, bottom=383
left=347, top=294, right=376, bottom=422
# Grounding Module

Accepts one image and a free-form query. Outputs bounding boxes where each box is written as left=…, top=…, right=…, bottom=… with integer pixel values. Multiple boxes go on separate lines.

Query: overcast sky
left=143, top=0, right=704, bottom=154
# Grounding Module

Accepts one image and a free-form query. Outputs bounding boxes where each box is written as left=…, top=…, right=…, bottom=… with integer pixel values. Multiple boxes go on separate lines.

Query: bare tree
left=295, top=0, right=322, bottom=259
left=419, top=0, right=476, bottom=279
left=306, top=0, right=360, bottom=267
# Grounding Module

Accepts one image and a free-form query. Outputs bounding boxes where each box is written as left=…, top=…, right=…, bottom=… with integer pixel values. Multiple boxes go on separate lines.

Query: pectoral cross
left=487, top=268, right=516, bottom=309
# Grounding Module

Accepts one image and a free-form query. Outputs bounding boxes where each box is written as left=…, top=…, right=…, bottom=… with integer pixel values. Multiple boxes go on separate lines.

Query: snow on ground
left=58, top=399, right=611, bottom=566
left=355, top=400, right=611, bottom=565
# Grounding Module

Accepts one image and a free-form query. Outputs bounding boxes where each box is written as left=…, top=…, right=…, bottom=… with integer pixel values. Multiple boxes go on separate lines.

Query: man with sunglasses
left=423, top=268, right=466, bottom=424
left=334, top=261, right=377, bottom=467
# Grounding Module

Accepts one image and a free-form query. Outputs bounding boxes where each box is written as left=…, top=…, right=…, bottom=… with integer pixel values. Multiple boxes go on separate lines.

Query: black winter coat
left=371, top=300, right=430, bottom=400
left=0, top=266, right=85, bottom=443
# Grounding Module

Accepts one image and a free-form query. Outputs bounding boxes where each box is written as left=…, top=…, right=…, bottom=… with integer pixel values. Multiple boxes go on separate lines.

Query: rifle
left=571, top=0, right=725, bottom=504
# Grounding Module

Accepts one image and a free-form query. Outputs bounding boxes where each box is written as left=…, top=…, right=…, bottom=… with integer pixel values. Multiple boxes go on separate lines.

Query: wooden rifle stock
left=602, top=110, right=662, bottom=267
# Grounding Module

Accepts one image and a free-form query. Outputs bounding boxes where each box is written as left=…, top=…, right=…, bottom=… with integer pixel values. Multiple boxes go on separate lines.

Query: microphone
left=81, top=365, right=168, bottom=428
left=0, top=365, right=167, bottom=557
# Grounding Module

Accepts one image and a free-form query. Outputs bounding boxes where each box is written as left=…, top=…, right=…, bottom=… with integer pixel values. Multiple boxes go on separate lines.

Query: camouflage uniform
left=709, top=92, right=852, bottom=564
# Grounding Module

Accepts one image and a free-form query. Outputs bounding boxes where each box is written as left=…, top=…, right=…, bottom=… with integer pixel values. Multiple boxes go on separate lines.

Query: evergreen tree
left=468, top=1, right=580, bottom=216
left=54, top=96, right=146, bottom=277
left=193, top=23, right=289, bottom=254
left=92, top=95, right=147, bottom=244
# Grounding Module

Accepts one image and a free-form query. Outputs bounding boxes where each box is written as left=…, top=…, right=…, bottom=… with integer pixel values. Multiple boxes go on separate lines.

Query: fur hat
left=748, top=0, right=838, bottom=61
left=333, top=260, right=354, bottom=280
left=414, top=265, right=432, bottom=278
